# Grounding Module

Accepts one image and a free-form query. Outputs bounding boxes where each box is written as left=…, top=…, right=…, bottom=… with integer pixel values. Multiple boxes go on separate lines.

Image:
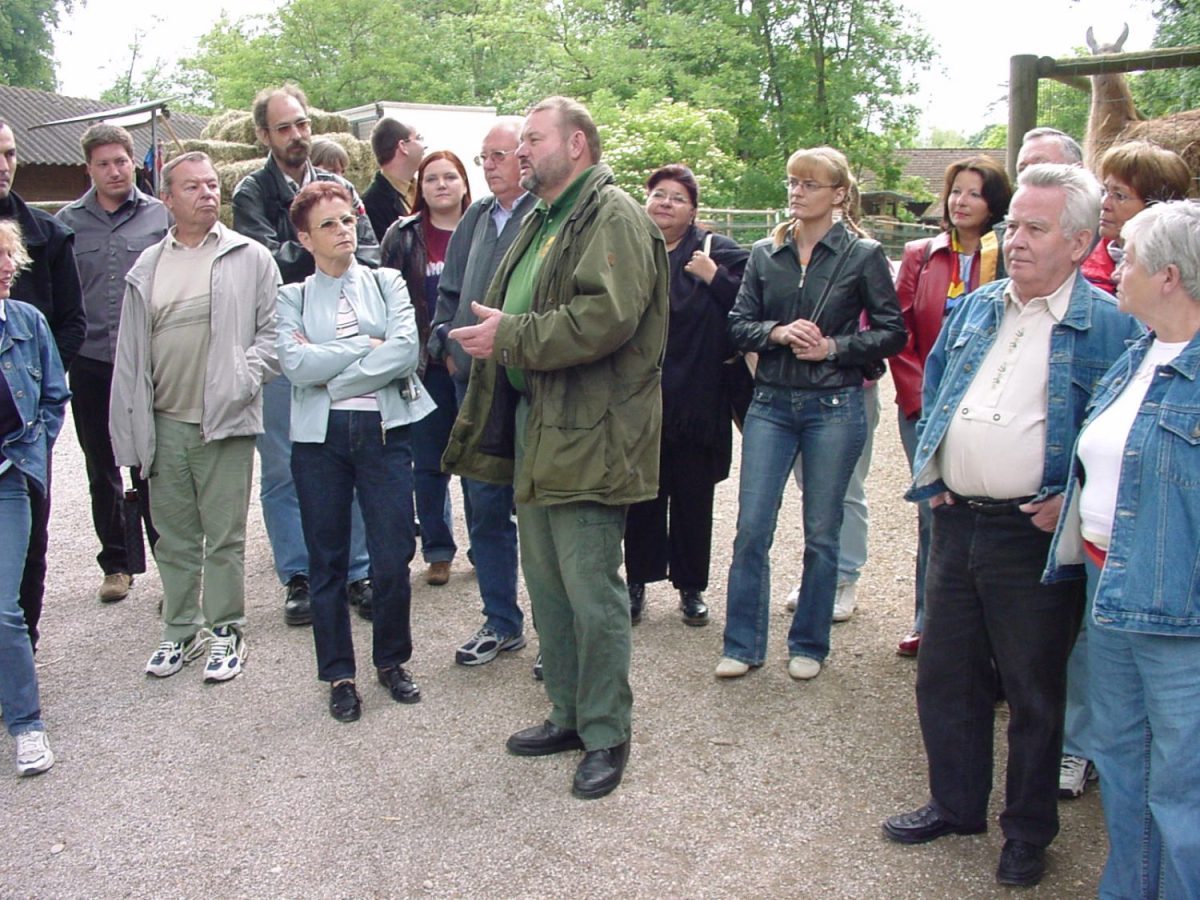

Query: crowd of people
left=1, top=86, right=1198, bottom=895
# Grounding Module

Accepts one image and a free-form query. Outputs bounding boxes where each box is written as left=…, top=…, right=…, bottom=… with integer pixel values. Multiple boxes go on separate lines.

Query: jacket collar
left=0, top=191, right=50, bottom=246
left=768, top=219, right=854, bottom=260
left=1161, top=331, right=1200, bottom=381
left=125, top=222, right=250, bottom=291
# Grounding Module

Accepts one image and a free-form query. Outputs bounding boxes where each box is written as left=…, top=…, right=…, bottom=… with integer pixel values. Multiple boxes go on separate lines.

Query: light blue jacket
left=1046, top=332, right=1200, bottom=633
left=908, top=275, right=1142, bottom=518
left=0, top=299, right=70, bottom=496
left=277, top=262, right=434, bottom=442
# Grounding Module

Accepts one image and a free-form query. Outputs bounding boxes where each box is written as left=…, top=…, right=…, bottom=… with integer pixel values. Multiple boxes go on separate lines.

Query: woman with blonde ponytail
left=717, top=146, right=906, bottom=682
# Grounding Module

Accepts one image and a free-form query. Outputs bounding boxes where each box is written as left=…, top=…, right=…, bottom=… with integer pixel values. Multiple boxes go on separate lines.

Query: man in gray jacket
left=429, top=117, right=536, bottom=668
left=111, top=152, right=280, bottom=684
left=58, top=123, right=169, bottom=606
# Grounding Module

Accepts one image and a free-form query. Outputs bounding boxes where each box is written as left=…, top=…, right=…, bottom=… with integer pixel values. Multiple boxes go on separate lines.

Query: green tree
left=1, top=0, right=73, bottom=90
left=1132, top=0, right=1200, bottom=116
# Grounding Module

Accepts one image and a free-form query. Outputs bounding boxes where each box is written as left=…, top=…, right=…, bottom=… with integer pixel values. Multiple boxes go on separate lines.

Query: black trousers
left=623, top=440, right=719, bottom=592
left=68, top=356, right=155, bottom=578
left=917, top=501, right=1083, bottom=847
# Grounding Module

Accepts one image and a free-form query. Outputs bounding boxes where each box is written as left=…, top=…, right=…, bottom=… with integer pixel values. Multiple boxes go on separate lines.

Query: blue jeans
left=1062, top=561, right=1096, bottom=759
left=258, top=375, right=369, bottom=584
left=1088, top=559, right=1200, bottom=900
left=292, top=411, right=416, bottom=683
left=896, top=409, right=930, bottom=632
left=791, top=381, right=879, bottom=584
left=454, top=379, right=520, bottom=638
left=0, top=468, right=45, bottom=736
left=723, top=384, right=866, bottom=666
left=410, top=363, right=458, bottom=564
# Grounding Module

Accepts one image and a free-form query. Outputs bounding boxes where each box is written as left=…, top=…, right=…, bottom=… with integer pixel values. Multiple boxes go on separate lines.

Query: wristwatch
left=824, top=340, right=838, bottom=362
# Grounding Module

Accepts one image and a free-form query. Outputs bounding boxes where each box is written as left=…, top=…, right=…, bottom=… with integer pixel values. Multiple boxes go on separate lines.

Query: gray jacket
left=428, top=192, right=537, bottom=382
left=109, top=224, right=282, bottom=477
left=277, top=263, right=434, bottom=443
left=57, top=187, right=169, bottom=364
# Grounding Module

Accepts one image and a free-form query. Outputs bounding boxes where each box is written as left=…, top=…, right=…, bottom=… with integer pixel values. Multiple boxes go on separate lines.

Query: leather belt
left=948, top=492, right=1036, bottom=516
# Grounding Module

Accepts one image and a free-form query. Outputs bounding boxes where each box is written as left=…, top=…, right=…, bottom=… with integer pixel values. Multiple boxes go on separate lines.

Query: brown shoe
left=425, top=561, right=451, bottom=586
left=98, top=572, right=132, bottom=603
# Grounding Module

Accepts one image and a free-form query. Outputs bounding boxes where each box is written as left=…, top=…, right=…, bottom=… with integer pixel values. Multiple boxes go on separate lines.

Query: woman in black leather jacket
left=717, top=146, right=905, bottom=683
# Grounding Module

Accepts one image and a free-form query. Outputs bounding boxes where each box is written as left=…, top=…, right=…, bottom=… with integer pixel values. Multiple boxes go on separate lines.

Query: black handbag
left=122, top=487, right=147, bottom=575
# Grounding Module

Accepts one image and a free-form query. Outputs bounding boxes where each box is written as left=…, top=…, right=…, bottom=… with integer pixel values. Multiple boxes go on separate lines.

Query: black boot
left=284, top=575, right=312, bottom=626
left=679, top=589, right=708, bottom=626
left=628, top=582, right=646, bottom=625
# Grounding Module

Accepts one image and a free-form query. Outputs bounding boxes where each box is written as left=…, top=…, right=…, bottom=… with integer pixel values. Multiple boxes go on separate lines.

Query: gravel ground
left=1, top=375, right=1107, bottom=898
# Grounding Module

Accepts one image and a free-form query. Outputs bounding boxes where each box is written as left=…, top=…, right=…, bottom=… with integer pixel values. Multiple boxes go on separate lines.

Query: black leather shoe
left=572, top=741, right=630, bottom=799
left=284, top=575, right=312, bottom=626
left=377, top=665, right=421, bottom=704
left=882, top=804, right=987, bottom=844
left=506, top=720, right=584, bottom=756
left=329, top=681, right=361, bottom=722
left=628, top=583, right=645, bottom=625
left=348, top=578, right=373, bottom=620
left=996, top=839, right=1045, bottom=886
left=679, top=590, right=709, bottom=626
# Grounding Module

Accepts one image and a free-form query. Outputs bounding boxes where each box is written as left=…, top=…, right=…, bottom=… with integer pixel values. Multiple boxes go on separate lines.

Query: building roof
left=861, top=147, right=1008, bottom=221
left=0, top=85, right=207, bottom=166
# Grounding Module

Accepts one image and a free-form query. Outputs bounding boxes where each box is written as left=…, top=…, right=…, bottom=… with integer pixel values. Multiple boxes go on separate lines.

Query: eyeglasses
left=268, top=117, right=311, bottom=136
left=785, top=178, right=836, bottom=193
left=1101, top=184, right=1139, bottom=205
left=315, top=214, right=358, bottom=232
left=474, top=150, right=515, bottom=167
left=400, top=134, right=425, bottom=146
left=648, top=189, right=691, bottom=206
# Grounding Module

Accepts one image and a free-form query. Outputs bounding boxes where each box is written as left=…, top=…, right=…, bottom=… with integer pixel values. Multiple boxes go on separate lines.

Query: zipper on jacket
left=381, top=421, right=387, bottom=445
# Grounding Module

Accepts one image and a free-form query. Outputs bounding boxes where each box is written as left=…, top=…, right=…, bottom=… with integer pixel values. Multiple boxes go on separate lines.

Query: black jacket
left=362, top=171, right=410, bottom=243
left=1, top=192, right=86, bottom=367
left=231, top=156, right=379, bottom=285
left=729, top=221, right=905, bottom=390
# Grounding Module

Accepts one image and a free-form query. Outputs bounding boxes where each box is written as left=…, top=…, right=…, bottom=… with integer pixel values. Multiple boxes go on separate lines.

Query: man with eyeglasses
left=232, top=83, right=379, bottom=626
left=362, top=118, right=425, bottom=241
left=428, top=117, right=537, bottom=669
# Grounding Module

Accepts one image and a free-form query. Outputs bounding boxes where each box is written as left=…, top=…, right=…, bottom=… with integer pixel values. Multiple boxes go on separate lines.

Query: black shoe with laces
left=329, top=681, right=361, bottom=722
left=284, top=575, right=312, bottom=626
left=679, top=590, right=709, bottom=626
left=377, top=665, right=421, bottom=704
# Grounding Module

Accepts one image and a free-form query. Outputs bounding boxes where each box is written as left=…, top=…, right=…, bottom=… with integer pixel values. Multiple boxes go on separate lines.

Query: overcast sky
left=51, top=0, right=1157, bottom=141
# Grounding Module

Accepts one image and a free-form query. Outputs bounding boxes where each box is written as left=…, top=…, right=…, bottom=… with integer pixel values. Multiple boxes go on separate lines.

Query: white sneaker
left=832, top=582, right=857, bottom=622
left=1058, top=754, right=1095, bottom=799
left=203, top=626, right=246, bottom=683
left=146, top=633, right=206, bottom=678
left=784, top=584, right=801, bottom=612
left=787, top=656, right=821, bottom=680
left=715, top=657, right=750, bottom=678
left=16, top=729, right=54, bottom=776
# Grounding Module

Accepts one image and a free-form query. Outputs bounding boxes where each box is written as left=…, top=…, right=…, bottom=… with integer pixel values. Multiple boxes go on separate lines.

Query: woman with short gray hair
left=1047, top=199, right=1200, bottom=898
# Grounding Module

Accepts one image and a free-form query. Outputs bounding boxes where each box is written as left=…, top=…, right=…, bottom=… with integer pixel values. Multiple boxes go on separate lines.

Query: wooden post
left=1008, top=54, right=1041, bottom=179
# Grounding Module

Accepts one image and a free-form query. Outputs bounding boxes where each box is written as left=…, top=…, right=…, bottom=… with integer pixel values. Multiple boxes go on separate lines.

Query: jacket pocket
left=1157, top=403, right=1200, bottom=486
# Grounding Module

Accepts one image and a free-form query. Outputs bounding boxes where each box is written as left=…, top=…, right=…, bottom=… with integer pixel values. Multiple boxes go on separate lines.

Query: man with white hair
left=882, top=164, right=1142, bottom=888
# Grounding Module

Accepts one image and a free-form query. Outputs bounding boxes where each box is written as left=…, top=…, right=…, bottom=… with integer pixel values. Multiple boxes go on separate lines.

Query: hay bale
left=203, top=110, right=257, bottom=145
left=1120, top=110, right=1200, bottom=197
left=165, top=140, right=265, bottom=164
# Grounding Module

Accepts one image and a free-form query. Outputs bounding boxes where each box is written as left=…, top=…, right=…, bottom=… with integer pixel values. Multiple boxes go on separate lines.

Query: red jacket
left=1081, top=238, right=1118, bottom=296
left=890, top=232, right=987, bottom=419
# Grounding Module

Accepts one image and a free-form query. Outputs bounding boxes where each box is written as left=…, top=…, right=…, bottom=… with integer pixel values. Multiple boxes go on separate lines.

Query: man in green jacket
left=446, top=96, right=668, bottom=800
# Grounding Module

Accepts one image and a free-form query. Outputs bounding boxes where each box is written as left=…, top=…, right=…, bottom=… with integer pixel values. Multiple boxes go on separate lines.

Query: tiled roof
left=861, top=147, right=1008, bottom=221
left=0, top=85, right=208, bottom=166
left=861, top=147, right=1007, bottom=197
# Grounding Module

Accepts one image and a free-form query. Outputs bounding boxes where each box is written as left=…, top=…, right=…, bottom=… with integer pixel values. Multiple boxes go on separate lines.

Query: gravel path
left=1, top=375, right=1107, bottom=898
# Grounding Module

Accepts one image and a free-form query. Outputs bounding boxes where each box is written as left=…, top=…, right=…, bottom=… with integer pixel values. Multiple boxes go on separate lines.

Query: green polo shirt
left=501, top=167, right=594, bottom=392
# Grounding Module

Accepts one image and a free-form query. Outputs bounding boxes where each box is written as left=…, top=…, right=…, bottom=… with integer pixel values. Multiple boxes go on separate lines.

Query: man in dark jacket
left=362, top=117, right=424, bottom=242
left=0, top=118, right=86, bottom=650
left=232, top=84, right=376, bottom=626
left=429, top=116, right=536, bottom=668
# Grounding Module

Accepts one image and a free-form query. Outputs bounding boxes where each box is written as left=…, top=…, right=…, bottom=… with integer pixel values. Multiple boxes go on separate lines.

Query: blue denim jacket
left=908, top=275, right=1141, bottom=512
left=0, top=299, right=70, bottom=495
left=1046, top=332, right=1200, bottom=633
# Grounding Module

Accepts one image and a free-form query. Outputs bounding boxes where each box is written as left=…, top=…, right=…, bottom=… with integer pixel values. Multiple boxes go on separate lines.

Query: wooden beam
left=1038, top=46, right=1200, bottom=78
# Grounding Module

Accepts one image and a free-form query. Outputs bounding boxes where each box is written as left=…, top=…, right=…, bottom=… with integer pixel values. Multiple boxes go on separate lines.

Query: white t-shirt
left=1077, top=338, right=1188, bottom=547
